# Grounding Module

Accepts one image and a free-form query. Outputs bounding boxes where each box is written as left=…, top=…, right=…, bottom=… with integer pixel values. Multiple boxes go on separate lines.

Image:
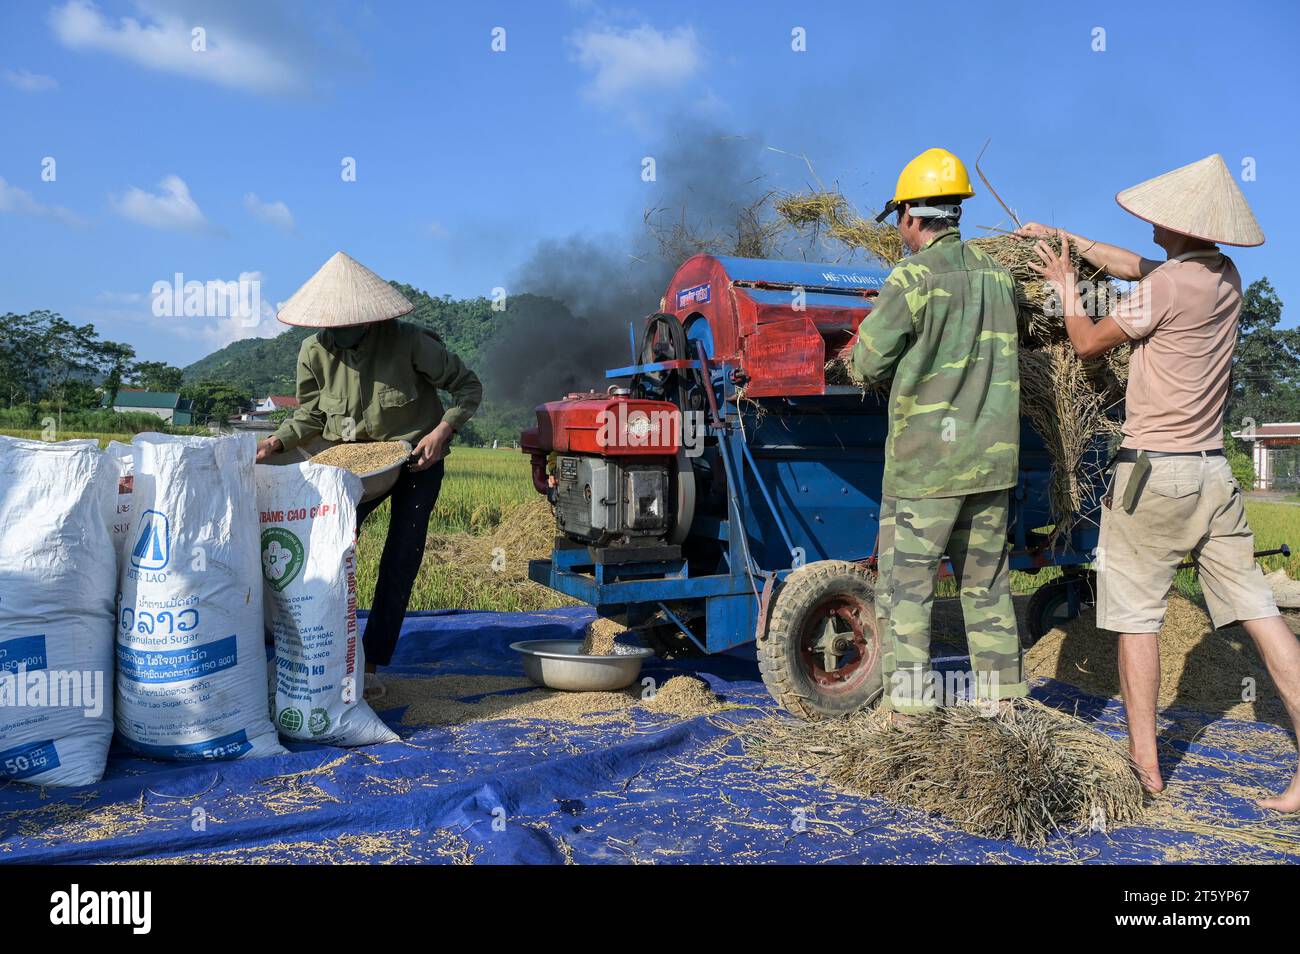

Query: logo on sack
left=277, top=707, right=304, bottom=733
left=308, top=708, right=331, bottom=736
left=261, top=528, right=304, bottom=592
left=130, top=510, right=171, bottom=571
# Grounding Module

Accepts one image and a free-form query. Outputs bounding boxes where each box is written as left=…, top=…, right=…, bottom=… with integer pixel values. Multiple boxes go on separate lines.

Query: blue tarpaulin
left=2, top=609, right=1298, bottom=864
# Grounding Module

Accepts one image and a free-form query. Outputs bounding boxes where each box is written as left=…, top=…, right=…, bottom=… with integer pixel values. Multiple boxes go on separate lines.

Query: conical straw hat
left=1116, top=154, right=1264, bottom=247
left=276, top=251, right=414, bottom=327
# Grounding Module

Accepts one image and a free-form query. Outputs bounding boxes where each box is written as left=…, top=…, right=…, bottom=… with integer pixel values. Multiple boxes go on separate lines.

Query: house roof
left=1255, top=423, right=1300, bottom=436
left=104, top=390, right=182, bottom=410
left=1232, top=422, right=1300, bottom=440
left=265, top=395, right=299, bottom=408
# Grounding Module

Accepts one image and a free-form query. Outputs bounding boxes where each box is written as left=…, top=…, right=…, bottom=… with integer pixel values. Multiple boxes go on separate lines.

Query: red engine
left=522, top=391, right=686, bottom=549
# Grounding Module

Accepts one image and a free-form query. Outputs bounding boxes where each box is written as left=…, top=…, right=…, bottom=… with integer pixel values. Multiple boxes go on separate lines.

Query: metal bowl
left=510, top=639, right=654, bottom=692
left=294, top=438, right=414, bottom=504
left=350, top=439, right=413, bottom=504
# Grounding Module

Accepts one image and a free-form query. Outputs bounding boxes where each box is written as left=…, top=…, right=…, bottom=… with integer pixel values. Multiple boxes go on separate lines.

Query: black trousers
left=356, top=459, right=445, bottom=666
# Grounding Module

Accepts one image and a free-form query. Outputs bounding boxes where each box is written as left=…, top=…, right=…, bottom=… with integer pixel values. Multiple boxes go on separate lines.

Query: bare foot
left=1257, top=776, right=1300, bottom=812
left=1131, top=751, right=1165, bottom=795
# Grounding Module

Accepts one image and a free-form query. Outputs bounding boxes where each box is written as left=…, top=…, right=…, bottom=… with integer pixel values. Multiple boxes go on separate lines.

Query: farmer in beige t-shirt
left=1022, top=154, right=1300, bottom=811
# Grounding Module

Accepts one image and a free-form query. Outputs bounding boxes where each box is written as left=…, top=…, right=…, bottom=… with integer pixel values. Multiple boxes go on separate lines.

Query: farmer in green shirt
left=852, top=148, right=1025, bottom=716
left=256, top=252, right=482, bottom=699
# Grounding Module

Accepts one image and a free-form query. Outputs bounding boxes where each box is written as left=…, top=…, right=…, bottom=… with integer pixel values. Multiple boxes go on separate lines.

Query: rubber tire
left=758, top=560, right=883, bottom=721
left=1024, top=572, right=1096, bottom=647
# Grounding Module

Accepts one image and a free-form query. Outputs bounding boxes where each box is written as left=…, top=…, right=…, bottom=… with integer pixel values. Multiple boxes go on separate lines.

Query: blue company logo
left=130, top=509, right=171, bottom=571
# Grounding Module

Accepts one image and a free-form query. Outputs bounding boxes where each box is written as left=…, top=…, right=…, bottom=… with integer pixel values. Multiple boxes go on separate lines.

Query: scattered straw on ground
left=382, top=673, right=725, bottom=728
left=742, top=699, right=1144, bottom=848
left=1025, top=594, right=1285, bottom=721
left=310, top=440, right=410, bottom=475
left=113, top=828, right=474, bottom=865
left=0, top=793, right=158, bottom=845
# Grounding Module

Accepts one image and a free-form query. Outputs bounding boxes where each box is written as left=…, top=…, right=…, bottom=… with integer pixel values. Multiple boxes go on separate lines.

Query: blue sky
left=1, top=0, right=1297, bottom=365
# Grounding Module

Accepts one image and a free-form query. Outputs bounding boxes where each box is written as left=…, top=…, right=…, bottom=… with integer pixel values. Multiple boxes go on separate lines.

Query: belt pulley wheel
left=634, top=312, right=688, bottom=404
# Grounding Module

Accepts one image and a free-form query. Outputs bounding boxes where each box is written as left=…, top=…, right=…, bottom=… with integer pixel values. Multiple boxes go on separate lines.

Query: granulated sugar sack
left=115, top=434, right=285, bottom=761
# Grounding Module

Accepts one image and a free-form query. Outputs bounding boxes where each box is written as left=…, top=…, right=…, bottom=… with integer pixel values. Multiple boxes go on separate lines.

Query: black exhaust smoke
left=483, top=132, right=786, bottom=408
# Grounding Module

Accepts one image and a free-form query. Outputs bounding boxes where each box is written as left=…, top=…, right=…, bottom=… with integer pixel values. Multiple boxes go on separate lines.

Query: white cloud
left=111, top=174, right=210, bottom=233
left=196, top=271, right=282, bottom=348
left=428, top=221, right=449, bottom=239
left=0, top=176, right=86, bottom=227
left=49, top=0, right=308, bottom=95
left=243, top=192, right=294, bottom=232
left=3, top=68, right=59, bottom=92
left=570, top=24, right=702, bottom=104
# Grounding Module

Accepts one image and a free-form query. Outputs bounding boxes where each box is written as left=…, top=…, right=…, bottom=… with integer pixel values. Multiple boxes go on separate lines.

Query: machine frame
left=526, top=254, right=1105, bottom=717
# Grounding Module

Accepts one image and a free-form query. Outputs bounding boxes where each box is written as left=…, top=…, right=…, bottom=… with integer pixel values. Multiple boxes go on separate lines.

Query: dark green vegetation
left=3, top=277, right=1295, bottom=446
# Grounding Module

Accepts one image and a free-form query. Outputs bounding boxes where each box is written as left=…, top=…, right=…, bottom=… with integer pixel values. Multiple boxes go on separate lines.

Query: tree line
left=0, top=309, right=252, bottom=430
left=2, top=276, right=1296, bottom=441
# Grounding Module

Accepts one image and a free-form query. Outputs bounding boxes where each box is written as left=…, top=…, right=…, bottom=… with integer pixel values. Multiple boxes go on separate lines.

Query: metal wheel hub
left=798, top=596, right=877, bottom=693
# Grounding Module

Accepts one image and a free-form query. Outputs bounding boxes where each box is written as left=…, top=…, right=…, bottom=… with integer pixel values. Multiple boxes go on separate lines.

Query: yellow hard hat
left=875, top=148, right=975, bottom=222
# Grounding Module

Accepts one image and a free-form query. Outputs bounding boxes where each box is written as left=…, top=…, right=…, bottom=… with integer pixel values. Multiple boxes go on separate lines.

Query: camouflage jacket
left=851, top=228, right=1020, bottom=498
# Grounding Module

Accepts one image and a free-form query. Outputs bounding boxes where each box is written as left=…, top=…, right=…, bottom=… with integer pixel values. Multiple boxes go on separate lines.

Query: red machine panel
left=659, top=254, right=889, bottom=398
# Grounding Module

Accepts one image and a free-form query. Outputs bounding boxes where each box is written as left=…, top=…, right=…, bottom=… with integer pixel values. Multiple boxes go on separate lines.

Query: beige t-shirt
left=1108, top=250, right=1242, bottom=451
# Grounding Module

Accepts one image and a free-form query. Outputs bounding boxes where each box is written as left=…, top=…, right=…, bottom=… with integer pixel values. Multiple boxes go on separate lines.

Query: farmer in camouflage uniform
left=851, top=147, right=1027, bottom=716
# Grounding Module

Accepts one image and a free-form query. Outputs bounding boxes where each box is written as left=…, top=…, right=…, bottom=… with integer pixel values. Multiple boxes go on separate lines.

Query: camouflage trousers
left=876, top=490, right=1027, bottom=714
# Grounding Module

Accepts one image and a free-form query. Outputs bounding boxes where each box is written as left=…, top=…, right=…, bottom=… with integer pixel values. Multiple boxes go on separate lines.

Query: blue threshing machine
left=523, top=254, right=1104, bottom=718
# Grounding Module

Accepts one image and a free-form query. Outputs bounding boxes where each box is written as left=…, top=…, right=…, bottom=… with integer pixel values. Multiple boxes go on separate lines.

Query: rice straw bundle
left=968, top=233, right=1121, bottom=346
left=778, top=188, right=1130, bottom=531
left=1019, top=344, right=1125, bottom=534
left=775, top=192, right=905, bottom=267
left=743, top=698, right=1145, bottom=847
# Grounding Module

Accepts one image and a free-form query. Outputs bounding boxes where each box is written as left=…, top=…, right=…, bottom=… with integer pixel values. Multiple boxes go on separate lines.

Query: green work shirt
left=852, top=228, right=1020, bottom=498
left=273, top=319, right=483, bottom=452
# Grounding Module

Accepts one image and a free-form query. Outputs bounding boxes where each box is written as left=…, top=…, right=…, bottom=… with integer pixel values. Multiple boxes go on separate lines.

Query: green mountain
left=182, top=283, right=499, bottom=394
left=182, top=326, right=312, bottom=396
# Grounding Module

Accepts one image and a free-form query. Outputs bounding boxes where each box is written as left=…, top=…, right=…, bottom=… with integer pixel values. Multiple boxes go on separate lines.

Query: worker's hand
left=1015, top=221, right=1060, bottom=241
left=410, top=422, right=453, bottom=472
left=1029, top=229, right=1077, bottom=295
left=256, top=436, right=283, bottom=463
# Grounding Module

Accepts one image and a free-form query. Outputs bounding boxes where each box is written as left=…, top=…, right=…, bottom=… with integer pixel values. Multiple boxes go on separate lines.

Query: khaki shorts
left=1096, top=454, right=1278, bottom=633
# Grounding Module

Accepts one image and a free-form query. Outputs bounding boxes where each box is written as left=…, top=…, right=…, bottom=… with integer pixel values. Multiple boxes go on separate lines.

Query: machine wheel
left=758, top=560, right=882, bottom=720
left=1024, top=572, right=1096, bottom=647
